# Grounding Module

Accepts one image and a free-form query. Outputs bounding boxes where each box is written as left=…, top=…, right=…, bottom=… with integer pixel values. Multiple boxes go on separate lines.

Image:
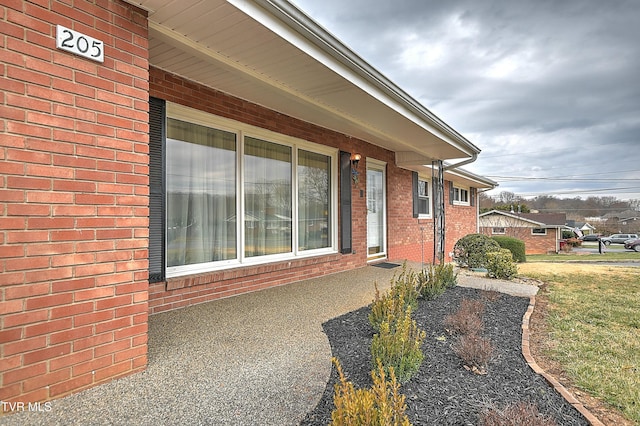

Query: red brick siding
left=387, top=174, right=479, bottom=264
left=1, top=0, right=149, bottom=409
left=148, top=68, right=396, bottom=313
left=480, top=227, right=559, bottom=254
left=444, top=193, right=479, bottom=260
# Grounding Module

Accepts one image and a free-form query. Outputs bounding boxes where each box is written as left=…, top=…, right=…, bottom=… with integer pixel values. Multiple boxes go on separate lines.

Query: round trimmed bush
left=491, top=236, right=526, bottom=263
left=453, top=234, right=501, bottom=269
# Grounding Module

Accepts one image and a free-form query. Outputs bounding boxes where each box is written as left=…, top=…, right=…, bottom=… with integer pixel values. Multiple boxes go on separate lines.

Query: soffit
left=126, top=0, right=479, bottom=162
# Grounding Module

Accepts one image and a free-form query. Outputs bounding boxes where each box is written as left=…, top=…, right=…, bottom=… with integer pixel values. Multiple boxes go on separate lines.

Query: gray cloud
left=292, top=0, right=640, bottom=200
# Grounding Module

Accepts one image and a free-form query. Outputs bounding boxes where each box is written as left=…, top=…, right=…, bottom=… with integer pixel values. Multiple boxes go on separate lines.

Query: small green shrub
left=416, top=263, right=458, bottom=300
left=434, top=262, right=458, bottom=289
left=330, top=358, right=411, bottom=426
left=369, top=283, right=406, bottom=331
left=453, top=234, right=501, bottom=269
left=491, top=236, right=526, bottom=263
left=416, top=266, right=444, bottom=301
left=486, top=249, right=518, bottom=280
left=369, top=264, right=419, bottom=331
left=371, top=306, right=426, bottom=383
left=389, top=263, right=419, bottom=311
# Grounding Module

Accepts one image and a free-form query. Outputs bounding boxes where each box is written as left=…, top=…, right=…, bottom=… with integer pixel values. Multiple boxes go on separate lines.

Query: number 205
left=56, top=25, right=104, bottom=63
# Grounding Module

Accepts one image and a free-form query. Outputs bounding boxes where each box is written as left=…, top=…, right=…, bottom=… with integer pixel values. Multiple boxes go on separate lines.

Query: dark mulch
left=300, top=286, right=589, bottom=426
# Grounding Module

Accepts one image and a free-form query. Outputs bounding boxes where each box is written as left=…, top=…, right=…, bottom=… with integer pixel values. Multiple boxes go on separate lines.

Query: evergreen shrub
left=369, top=263, right=419, bottom=331
left=486, top=249, right=518, bottom=280
left=452, top=234, right=501, bottom=269
left=371, top=306, right=426, bottom=383
left=330, top=358, right=411, bottom=426
left=491, top=236, right=526, bottom=263
left=416, top=263, right=458, bottom=300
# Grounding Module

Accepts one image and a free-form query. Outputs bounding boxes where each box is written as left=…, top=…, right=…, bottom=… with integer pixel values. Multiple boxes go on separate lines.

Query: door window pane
left=166, top=119, right=237, bottom=267
left=298, top=150, right=331, bottom=250
left=244, top=137, right=292, bottom=257
left=367, top=168, right=385, bottom=256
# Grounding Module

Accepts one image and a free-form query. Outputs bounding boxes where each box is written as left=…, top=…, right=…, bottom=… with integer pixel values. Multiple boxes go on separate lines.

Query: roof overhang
left=124, top=0, right=482, bottom=165
left=479, top=210, right=546, bottom=227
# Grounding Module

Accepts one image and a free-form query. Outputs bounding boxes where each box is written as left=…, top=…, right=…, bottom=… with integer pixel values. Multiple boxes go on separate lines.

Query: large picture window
left=166, top=119, right=237, bottom=268
left=160, top=104, right=336, bottom=277
left=298, top=150, right=331, bottom=250
left=244, top=137, right=292, bottom=257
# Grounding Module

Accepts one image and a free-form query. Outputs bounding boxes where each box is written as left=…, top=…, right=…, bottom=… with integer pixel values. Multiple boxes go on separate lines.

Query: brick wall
left=1, top=0, right=149, bottom=409
left=387, top=173, right=479, bottom=264
left=148, top=67, right=381, bottom=314
left=479, top=227, right=559, bottom=254
left=444, top=194, right=479, bottom=260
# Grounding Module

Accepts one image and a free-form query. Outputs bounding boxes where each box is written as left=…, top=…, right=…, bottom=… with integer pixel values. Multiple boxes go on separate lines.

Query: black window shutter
left=449, top=180, right=454, bottom=205
left=412, top=171, right=419, bottom=218
left=339, top=151, right=352, bottom=254
left=148, top=97, right=166, bottom=283
left=470, top=187, right=476, bottom=207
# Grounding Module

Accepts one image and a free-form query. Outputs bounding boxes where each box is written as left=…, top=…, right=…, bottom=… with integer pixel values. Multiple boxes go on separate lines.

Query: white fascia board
left=228, top=0, right=480, bottom=157
left=479, top=210, right=545, bottom=227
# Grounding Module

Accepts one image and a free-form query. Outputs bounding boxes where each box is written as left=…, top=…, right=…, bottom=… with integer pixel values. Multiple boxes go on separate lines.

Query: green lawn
left=518, top=263, right=640, bottom=424
left=527, top=251, right=640, bottom=262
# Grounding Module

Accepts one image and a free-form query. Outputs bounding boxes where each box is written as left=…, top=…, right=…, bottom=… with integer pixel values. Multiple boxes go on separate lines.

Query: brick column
left=1, top=0, right=149, bottom=407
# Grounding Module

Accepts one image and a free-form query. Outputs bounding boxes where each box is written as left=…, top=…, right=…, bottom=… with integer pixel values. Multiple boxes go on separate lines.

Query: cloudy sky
left=290, top=0, right=640, bottom=201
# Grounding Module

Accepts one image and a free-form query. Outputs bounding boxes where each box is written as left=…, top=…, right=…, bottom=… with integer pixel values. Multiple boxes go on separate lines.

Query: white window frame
left=166, top=103, right=338, bottom=278
left=531, top=228, right=547, bottom=235
left=492, top=227, right=506, bottom=235
left=453, top=185, right=470, bottom=206
left=417, top=177, right=431, bottom=218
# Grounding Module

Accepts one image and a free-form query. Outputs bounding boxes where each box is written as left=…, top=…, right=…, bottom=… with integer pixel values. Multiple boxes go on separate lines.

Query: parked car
left=624, top=238, right=640, bottom=252
left=600, top=233, right=639, bottom=245
left=579, top=234, right=602, bottom=242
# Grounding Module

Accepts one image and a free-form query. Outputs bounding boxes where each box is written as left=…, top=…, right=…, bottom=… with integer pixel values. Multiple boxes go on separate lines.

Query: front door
left=366, top=160, right=386, bottom=260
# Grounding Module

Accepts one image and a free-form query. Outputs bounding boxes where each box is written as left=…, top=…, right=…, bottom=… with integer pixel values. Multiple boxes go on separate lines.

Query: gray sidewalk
left=1, top=263, right=536, bottom=426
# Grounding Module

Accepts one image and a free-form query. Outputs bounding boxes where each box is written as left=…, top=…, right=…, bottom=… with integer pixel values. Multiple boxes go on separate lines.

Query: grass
left=517, top=263, right=640, bottom=424
left=527, top=251, right=640, bottom=262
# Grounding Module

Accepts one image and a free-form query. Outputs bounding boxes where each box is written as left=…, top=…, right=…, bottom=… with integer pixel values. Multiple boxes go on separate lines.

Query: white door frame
left=366, top=158, right=387, bottom=261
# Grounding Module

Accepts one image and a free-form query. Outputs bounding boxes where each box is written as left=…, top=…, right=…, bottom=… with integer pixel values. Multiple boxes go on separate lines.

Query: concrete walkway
left=1, top=263, right=537, bottom=426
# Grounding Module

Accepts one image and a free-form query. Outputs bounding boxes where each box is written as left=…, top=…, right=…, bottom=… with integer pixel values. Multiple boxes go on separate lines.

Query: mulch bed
left=300, top=286, right=589, bottom=425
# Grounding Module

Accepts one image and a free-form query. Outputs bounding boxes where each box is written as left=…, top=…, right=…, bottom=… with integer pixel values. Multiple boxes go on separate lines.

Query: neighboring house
left=567, top=220, right=597, bottom=236
left=576, top=222, right=597, bottom=235
left=618, top=211, right=640, bottom=233
left=0, top=0, right=496, bottom=408
left=479, top=210, right=568, bottom=254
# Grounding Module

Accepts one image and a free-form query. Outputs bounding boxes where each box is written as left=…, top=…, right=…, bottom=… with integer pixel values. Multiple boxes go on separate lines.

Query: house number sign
left=56, top=25, right=104, bottom=63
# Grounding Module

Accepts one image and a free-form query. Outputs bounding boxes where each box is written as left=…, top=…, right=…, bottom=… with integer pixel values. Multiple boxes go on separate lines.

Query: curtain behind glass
left=166, top=119, right=236, bottom=267
left=298, top=150, right=330, bottom=250
left=244, top=137, right=292, bottom=257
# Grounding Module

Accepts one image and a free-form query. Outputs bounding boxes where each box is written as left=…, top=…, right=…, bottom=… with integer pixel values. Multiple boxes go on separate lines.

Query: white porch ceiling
left=125, top=0, right=482, bottom=164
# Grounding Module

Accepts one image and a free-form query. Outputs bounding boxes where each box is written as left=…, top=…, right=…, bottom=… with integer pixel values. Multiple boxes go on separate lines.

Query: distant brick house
left=0, top=0, right=496, bottom=410
left=479, top=210, right=568, bottom=254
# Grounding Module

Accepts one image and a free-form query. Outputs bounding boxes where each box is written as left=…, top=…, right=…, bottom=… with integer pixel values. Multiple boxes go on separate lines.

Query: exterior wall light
left=350, top=153, right=361, bottom=185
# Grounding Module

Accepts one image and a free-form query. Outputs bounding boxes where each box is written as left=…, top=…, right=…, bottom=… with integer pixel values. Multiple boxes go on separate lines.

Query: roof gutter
left=442, top=152, right=478, bottom=171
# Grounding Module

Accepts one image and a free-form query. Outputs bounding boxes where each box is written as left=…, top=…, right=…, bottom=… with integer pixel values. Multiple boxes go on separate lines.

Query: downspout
left=438, top=152, right=479, bottom=260
left=442, top=152, right=478, bottom=171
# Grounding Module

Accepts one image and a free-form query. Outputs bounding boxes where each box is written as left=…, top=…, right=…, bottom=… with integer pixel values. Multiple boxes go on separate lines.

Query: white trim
left=417, top=176, right=432, bottom=219
left=531, top=228, right=547, bottom=235
left=366, top=158, right=387, bottom=261
left=452, top=184, right=470, bottom=206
